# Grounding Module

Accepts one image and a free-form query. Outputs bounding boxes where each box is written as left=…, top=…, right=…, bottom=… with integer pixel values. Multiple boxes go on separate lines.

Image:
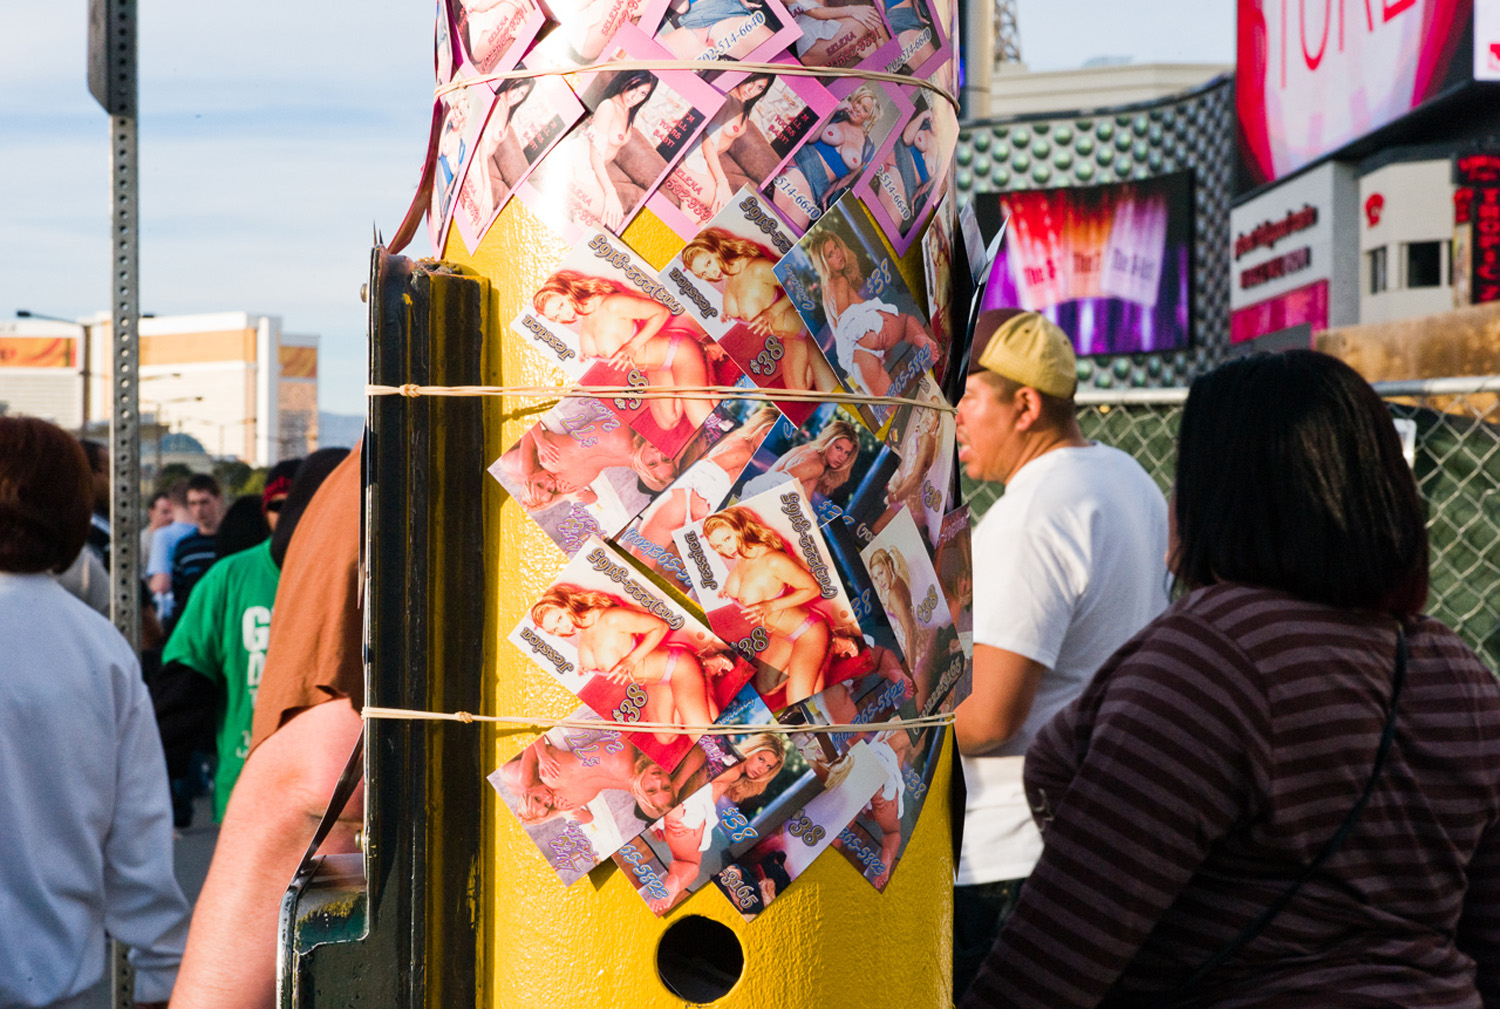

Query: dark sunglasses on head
left=265, top=499, right=285, bottom=514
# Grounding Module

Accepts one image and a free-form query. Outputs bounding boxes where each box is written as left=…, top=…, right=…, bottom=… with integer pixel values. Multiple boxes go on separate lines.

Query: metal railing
left=963, top=377, right=1500, bottom=671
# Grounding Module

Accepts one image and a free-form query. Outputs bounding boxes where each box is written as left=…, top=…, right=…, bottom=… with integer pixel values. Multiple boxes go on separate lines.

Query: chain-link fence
left=963, top=377, right=1500, bottom=671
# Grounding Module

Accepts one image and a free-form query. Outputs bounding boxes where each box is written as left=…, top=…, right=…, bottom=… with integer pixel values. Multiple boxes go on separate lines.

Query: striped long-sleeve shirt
left=961, top=583, right=1500, bottom=1009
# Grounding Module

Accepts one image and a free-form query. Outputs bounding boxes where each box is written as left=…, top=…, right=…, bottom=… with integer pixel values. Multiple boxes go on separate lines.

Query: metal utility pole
left=995, top=0, right=1022, bottom=64
left=88, top=0, right=140, bottom=648
left=88, top=1, right=139, bottom=1004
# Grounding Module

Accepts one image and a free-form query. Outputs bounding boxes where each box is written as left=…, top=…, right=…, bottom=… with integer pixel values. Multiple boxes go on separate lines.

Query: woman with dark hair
left=259, top=456, right=301, bottom=530
left=215, top=496, right=272, bottom=560
left=0, top=417, right=191, bottom=1006
left=666, top=74, right=774, bottom=223
left=478, top=77, right=538, bottom=194
left=268, top=448, right=350, bottom=568
left=582, top=69, right=657, bottom=230
left=960, top=351, right=1500, bottom=1008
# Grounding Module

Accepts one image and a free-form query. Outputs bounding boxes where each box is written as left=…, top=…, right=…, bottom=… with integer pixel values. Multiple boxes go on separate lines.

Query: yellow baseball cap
left=969, top=309, right=1078, bottom=399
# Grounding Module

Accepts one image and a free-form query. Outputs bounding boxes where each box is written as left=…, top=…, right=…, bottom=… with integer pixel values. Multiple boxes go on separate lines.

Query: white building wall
left=139, top=363, right=257, bottom=460
left=1359, top=160, right=1457, bottom=325
left=254, top=315, right=280, bottom=467
left=0, top=319, right=85, bottom=427
left=3, top=311, right=311, bottom=466
left=0, top=371, right=84, bottom=427
left=1229, top=162, right=1360, bottom=322
left=986, top=63, right=1229, bottom=119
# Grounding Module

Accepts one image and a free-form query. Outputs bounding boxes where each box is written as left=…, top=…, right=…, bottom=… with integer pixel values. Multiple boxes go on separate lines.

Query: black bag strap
left=1151, top=624, right=1408, bottom=1008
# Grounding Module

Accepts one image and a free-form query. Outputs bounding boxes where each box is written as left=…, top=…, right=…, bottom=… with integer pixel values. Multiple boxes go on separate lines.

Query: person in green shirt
left=161, top=449, right=347, bottom=821
left=162, top=538, right=280, bottom=822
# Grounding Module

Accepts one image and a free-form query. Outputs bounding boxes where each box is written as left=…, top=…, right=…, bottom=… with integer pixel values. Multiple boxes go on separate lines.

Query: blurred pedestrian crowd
left=0, top=415, right=358, bottom=1008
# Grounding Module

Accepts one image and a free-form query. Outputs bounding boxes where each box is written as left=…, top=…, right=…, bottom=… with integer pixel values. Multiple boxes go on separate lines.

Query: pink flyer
left=760, top=74, right=913, bottom=237
left=450, top=0, right=548, bottom=76
left=516, top=25, right=726, bottom=241
left=453, top=75, right=585, bottom=254
left=856, top=88, right=959, bottom=255
left=507, top=537, right=759, bottom=772
left=651, top=0, right=802, bottom=68
left=649, top=60, right=838, bottom=239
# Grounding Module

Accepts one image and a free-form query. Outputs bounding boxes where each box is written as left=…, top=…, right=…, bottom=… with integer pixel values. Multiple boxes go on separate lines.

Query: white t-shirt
left=958, top=443, right=1169, bottom=885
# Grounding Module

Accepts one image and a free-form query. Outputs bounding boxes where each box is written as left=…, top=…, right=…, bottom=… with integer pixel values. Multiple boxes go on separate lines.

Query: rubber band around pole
left=366, top=382, right=957, bottom=413
left=361, top=704, right=954, bottom=735
left=435, top=58, right=959, bottom=114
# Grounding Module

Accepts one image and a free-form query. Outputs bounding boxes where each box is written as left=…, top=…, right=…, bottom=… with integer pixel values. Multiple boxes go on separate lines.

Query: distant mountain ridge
left=317, top=411, right=365, bottom=449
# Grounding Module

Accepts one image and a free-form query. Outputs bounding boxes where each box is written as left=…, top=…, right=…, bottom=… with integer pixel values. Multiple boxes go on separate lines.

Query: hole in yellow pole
left=656, top=915, right=745, bottom=1002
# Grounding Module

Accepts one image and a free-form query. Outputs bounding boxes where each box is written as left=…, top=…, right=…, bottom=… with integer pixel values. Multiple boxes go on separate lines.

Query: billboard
left=1237, top=0, right=1474, bottom=188
left=972, top=172, right=1194, bottom=357
left=1477, top=0, right=1500, bottom=78
left=0, top=337, right=76, bottom=368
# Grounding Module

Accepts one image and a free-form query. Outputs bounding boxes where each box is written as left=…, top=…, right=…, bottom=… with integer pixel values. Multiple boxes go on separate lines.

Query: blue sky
left=0, top=0, right=1233, bottom=416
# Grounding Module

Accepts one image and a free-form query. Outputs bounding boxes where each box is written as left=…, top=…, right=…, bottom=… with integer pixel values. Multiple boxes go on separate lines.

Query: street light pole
left=15, top=310, right=93, bottom=428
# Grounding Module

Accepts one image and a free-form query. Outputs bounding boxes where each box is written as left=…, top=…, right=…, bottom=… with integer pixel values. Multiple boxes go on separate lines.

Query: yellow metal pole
left=439, top=196, right=956, bottom=1008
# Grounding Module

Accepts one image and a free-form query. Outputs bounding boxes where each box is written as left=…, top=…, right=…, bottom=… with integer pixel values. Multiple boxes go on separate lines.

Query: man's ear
left=1013, top=386, right=1045, bottom=431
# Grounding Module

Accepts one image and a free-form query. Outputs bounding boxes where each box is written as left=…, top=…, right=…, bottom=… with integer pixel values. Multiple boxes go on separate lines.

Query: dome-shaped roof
left=160, top=431, right=207, bottom=453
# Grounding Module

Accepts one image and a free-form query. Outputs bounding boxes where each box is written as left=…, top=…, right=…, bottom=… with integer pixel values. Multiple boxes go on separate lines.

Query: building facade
left=956, top=68, right=1237, bottom=391
left=0, top=311, right=318, bottom=466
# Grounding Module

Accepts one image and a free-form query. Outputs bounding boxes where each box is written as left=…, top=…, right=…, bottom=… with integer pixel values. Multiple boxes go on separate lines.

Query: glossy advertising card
left=450, top=0, right=547, bottom=76
left=829, top=725, right=941, bottom=889
left=649, top=67, right=836, bottom=238
left=651, top=0, right=802, bottom=68
left=487, top=707, right=689, bottom=885
left=876, top=374, right=954, bottom=549
left=857, top=89, right=958, bottom=256
left=672, top=482, right=867, bottom=710
left=453, top=74, right=585, bottom=253
left=528, top=0, right=671, bottom=66
left=613, top=689, right=818, bottom=915
left=489, top=395, right=676, bottom=555
left=709, top=739, right=886, bottom=918
left=921, top=190, right=956, bottom=381
left=876, top=0, right=951, bottom=78
left=781, top=0, right=893, bottom=68
left=659, top=188, right=842, bottom=424
left=861, top=506, right=966, bottom=713
left=507, top=537, right=758, bottom=770
left=774, top=194, right=940, bottom=426
left=513, top=228, right=729, bottom=458
left=760, top=76, right=912, bottom=236
left=517, top=25, right=726, bottom=241
left=618, top=396, right=781, bottom=597
left=728, top=404, right=898, bottom=544
left=428, top=85, right=492, bottom=251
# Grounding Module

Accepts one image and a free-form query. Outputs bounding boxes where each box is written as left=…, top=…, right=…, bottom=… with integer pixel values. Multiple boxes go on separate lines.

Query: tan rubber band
left=366, top=382, right=956, bottom=413
left=435, top=58, right=959, bottom=113
left=361, top=704, right=954, bottom=735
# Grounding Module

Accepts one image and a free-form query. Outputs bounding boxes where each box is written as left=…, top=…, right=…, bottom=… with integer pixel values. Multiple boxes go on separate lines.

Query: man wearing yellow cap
left=951, top=310, right=1170, bottom=998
